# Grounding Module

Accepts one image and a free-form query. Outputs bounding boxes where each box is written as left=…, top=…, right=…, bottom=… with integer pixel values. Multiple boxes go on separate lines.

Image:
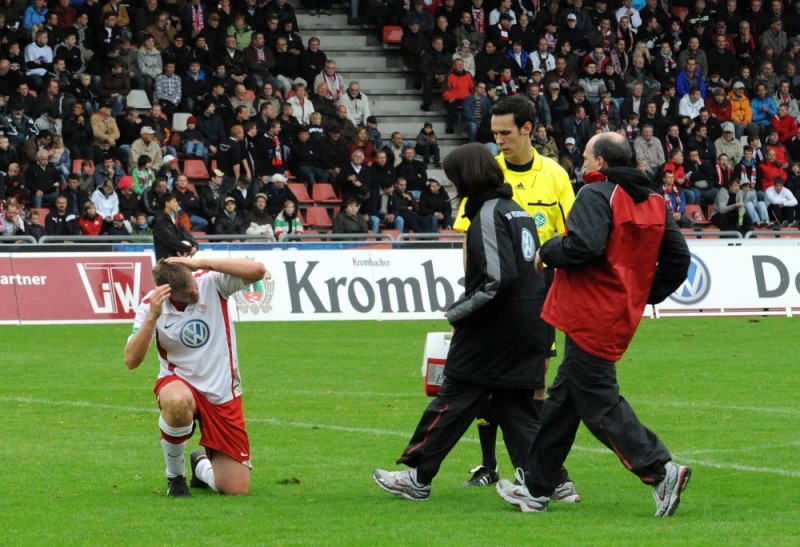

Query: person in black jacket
left=152, top=192, right=198, bottom=260
left=45, top=194, right=80, bottom=236
left=418, top=178, right=453, bottom=231
left=373, top=143, right=549, bottom=501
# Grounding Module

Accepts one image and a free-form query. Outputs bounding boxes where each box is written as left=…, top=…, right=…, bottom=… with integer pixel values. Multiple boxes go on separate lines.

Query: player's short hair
left=153, top=259, right=193, bottom=290
left=491, top=94, right=536, bottom=130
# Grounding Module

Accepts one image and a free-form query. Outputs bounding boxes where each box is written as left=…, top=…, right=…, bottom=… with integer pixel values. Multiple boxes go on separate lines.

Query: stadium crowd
left=2, top=0, right=800, bottom=239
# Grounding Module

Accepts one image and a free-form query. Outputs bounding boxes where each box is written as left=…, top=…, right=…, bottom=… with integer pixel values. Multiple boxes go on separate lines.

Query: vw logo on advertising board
left=180, top=320, right=210, bottom=348
left=669, top=254, right=711, bottom=305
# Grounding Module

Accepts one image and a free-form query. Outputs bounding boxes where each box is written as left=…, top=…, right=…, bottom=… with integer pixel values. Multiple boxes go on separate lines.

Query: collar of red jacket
left=583, top=170, right=607, bottom=184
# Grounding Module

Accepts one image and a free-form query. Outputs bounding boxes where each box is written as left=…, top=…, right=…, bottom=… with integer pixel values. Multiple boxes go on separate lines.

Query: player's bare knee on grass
left=211, top=451, right=251, bottom=495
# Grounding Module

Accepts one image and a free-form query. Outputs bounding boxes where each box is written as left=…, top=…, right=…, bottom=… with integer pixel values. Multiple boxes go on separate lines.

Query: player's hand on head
left=149, top=284, right=171, bottom=318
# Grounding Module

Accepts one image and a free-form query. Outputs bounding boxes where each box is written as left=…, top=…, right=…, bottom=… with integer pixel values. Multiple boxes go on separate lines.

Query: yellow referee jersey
left=452, top=147, right=575, bottom=243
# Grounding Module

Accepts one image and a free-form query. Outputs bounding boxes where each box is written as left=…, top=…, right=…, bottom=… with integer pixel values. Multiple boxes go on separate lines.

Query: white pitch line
left=3, top=396, right=799, bottom=479
left=270, top=390, right=800, bottom=417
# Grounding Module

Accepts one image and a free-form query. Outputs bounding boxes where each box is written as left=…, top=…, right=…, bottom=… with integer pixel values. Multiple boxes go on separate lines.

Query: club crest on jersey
left=533, top=212, right=546, bottom=227
left=235, top=276, right=275, bottom=315
left=520, top=228, right=536, bottom=261
left=180, top=320, right=210, bottom=348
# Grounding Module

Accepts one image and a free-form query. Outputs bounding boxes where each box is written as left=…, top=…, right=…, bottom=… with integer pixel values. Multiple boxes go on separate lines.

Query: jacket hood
left=464, top=184, right=513, bottom=220
left=600, top=167, right=654, bottom=203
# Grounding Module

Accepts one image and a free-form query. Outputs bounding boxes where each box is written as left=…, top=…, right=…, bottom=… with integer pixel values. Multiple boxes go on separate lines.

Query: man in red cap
left=116, top=175, right=142, bottom=221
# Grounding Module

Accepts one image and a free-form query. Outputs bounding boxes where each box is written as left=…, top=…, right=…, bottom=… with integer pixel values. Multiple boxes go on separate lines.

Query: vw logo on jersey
left=521, top=228, right=536, bottom=262
left=533, top=213, right=546, bottom=228
left=180, top=320, right=210, bottom=348
left=669, top=253, right=711, bottom=305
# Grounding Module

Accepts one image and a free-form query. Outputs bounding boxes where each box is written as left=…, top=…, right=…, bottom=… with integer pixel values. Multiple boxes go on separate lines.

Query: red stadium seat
left=382, top=26, right=403, bottom=44
left=671, top=7, right=688, bottom=22
left=289, top=183, right=314, bottom=205
left=183, top=159, right=209, bottom=180
left=304, top=206, right=333, bottom=228
left=685, top=204, right=710, bottom=226
left=312, top=183, right=342, bottom=205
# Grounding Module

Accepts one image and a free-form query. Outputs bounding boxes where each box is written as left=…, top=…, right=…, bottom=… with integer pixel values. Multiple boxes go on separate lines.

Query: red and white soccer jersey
left=131, top=270, right=247, bottom=405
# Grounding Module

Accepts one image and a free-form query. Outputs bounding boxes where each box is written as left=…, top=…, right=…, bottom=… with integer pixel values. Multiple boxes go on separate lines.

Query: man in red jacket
left=770, top=102, right=799, bottom=144
left=496, top=132, right=692, bottom=518
left=442, top=58, right=474, bottom=134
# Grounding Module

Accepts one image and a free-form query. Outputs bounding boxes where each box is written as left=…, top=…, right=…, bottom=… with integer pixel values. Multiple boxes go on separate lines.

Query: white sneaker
left=551, top=480, right=582, bottom=503
left=496, top=469, right=548, bottom=512
left=653, top=461, right=691, bottom=517
left=372, top=468, right=430, bottom=501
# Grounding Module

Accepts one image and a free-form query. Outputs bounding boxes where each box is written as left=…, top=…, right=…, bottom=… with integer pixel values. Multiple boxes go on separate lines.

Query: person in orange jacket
left=442, top=58, right=474, bottom=134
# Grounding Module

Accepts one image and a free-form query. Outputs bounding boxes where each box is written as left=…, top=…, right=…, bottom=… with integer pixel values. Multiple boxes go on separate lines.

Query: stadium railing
left=279, top=232, right=395, bottom=242
left=0, top=235, right=38, bottom=245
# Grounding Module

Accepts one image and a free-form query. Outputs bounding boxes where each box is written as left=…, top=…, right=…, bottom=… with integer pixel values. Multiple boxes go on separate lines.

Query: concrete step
left=297, top=13, right=349, bottom=28
left=356, top=76, right=410, bottom=90
left=334, top=56, right=406, bottom=70
left=312, top=33, right=373, bottom=48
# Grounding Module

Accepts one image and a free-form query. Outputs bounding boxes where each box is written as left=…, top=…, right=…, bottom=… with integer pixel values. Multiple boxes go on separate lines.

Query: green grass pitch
left=1, top=318, right=797, bottom=546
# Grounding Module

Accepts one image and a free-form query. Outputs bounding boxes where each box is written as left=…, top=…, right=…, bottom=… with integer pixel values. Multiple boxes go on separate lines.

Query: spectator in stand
left=339, top=81, right=371, bottom=129
left=273, top=199, right=303, bottom=239
left=313, top=60, right=345, bottom=106
left=633, top=125, right=665, bottom=172
left=415, top=122, right=441, bottom=167
left=453, top=39, right=477, bottom=77
left=321, top=124, right=349, bottom=182
left=131, top=211, right=152, bottom=236
left=562, top=105, right=593, bottom=152
left=256, top=120, right=288, bottom=179
left=130, top=126, right=163, bottom=171
left=348, top=127, right=376, bottom=165
left=337, top=149, right=374, bottom=205
left=751, top=83, right=779, bottom=129
left=174, top=174, right=208, bottom=233
left=442, top=58, right=474, bottom=134
left=771, top=103, right=799, bottom=146
left=663, top=148, right=694, bottom=203
left=214, top=196, right=245, bottom=237
left=765, top=132, right=790, bottom=177
left=740, top=179, right=771, bottom=227
left=24, top=29, right=53, bottom=92
left=230, top=177, right=257, bottom=213
left=261, top=174, right=297, bottom=218
left=532, top=124, right=558, bottom=161
left=333, top=198, right=369, bottom=237
left=765, top=177, right=798, bottom=226
left=91, top=179, right=120, bottom=225
left=117, top=175, right=141, bottom=221
left=62, top=102, right=95, bottom=163
left=157, top=155, right=181, bottom=190
left=198, top=169, right=231, bottom=225
left=287, top=79, right=315, bottom=126
left=154, top=61, right=183, bottom=116
left=78, top=200, right=104, bottom=236
left=292, top=126, right=329, bottom=191
left=180, top=116, right=208, bottom=161
left=137, top=34, right=163, bottom=97
left=760, top=147, right=788, bottom=192
left=325, top=104, right=354, bottom=144
left=371, top=149, right=397, bottom=191
left=678, top=87, right=704, bottom=120
left=152, top=191, right=198, bottom=260
left=394, top=177, right=429, bottom=233
left=105, top=212, right=132, bottom=237
left=63, top=174, right=89, bottom=217
left=97, top=61, right=130, bottom=118
left=420, top=36, right=451, bottom=112
left=706, top=88, right=732, bottom=127
left=25, top=150, right=59, bottom=208
left=396, top=145, right=428, bottom=197
left=462, top=81, right=492, bottom=144
left=710, top=178, right=750, bottom=233
left=369, top=181, right=404, bottom=233
left=244, top=193, right=276, bottom=241
left=91, top=100, right=120, bottom=163
left=677, top=58, right=707, bottom=100
left=419, top=178, right=453, bottom=231
left=45, top=194, right=79, bottom=236
left=660, top=169, right=694, bottom=229
left=216, top=125, right=248, bottom=181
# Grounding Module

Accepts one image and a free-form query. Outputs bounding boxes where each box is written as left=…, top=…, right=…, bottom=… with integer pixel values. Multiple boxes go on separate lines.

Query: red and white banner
left=0, top=253, right=155, bottom=324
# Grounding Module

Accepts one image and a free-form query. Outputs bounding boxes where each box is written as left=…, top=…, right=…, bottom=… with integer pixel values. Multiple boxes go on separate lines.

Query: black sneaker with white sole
left=463, top=466, right=500, bottom=487
left=167, top=475, right=191, bottom=498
